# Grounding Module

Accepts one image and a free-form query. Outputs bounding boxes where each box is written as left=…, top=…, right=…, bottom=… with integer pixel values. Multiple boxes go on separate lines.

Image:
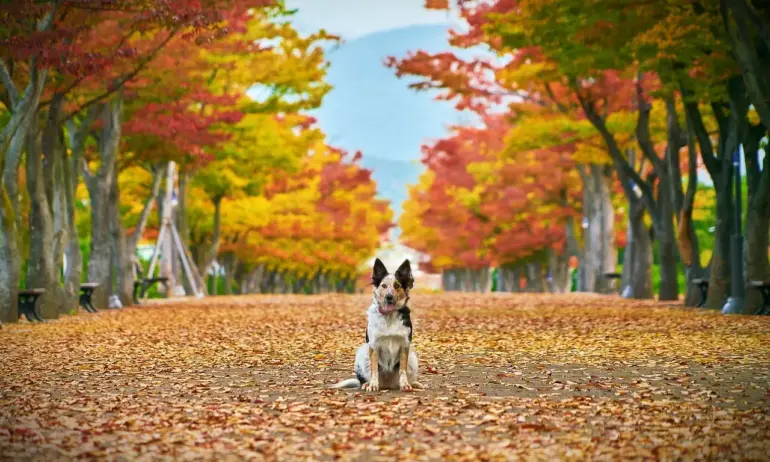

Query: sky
left=284, top=0, right=462, bottom=39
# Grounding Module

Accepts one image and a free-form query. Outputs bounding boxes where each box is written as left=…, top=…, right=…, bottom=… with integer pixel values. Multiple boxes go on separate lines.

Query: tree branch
left=634, top=80, right=663, bottom=173
left=0, top=59, right=19, bottom=108
left=682, top=97, right=719, bottom=176
left=41, top=30, right=138, bottom=109
left=62, top=28, right=179, bottom=122
left=665, top=94, right=686, bottom=216
left=574, top=88, right=657, bottom=217
left=544, top=82, right=570, bottom=114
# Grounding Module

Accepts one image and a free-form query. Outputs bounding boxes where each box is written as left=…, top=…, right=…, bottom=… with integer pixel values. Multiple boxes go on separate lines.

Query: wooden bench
left=748, top=281, right=770, bottom=315
left=604, top=272, right=622, bottom=292
left=133, top=277, right=169, bottom=304
left=691, top=278, right=709, bottom=307
left=18, top=289, right=45, bottom=322
left=79, top=283, right=100, bottom=313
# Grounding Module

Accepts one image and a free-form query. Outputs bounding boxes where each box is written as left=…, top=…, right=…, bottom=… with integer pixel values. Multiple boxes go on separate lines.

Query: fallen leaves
left=1, top=293, right=769, bottom=460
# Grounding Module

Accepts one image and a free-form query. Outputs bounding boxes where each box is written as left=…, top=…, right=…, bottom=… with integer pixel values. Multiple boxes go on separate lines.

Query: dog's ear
left=372, top=258, right=388, bottom=287
left=395, top=259, right=414, bottom=290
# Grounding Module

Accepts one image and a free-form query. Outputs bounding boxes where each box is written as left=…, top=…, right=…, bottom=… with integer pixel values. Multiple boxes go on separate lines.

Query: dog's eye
left=393, top=282, right=400, bottom=289
left=381, top=284, right=386, bottom=289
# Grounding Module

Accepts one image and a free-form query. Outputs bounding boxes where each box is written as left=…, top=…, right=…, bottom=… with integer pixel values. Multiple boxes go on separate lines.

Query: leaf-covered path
left=2, top=294, right=769, bottom=460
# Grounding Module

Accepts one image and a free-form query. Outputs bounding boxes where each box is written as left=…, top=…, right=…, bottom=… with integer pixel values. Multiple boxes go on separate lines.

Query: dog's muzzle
left=378, top=294, right=397, bottom=314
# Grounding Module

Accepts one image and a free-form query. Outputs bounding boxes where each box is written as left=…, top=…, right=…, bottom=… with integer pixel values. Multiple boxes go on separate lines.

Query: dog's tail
left=330, top=378, right=361, bottom=389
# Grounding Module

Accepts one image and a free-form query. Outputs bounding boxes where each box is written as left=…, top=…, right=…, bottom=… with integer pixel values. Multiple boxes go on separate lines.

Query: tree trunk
left=84, top=186, right=110, bottom=310
left=677, top=117, right=707, bottom=306
left=525, top=262, right=545, bottom=292
left=743, top=124, right=769, bottom=314
left=0, top=182, right=21, bottom=322
left=40, top=95, right=68, bottom=314
left=0, top=68, right=49, bottom=322
left=707, top=79, right=749, bottom=310
left=624, top=201, right=653, bottom=299
left=498, top=266, right=521, bottom=293
left=253, top=264, right=265, bottom=293
left=25, top=110, right=59, bottom=319
left=460, top=268, right=472, bottom=292
left=681, top=77, right=749, bottom=310
left=655, top=95, right=687, bottom=301
left=577, top=164, right=617, bottom=293
left=51, top=126, right=68, bottom=313
left=261, top=269, right=275, bottom=293
left=496, top=266, right=507, bottom=292
left=109, top=174, right=133, bottom=306
left=722, top=0, right=770, bottom=133
left=744, top=199, right=769, bottom=314
left=83, top=97, right=122, bottom=310
left=548, top=248, right=571, bottom=293
left=656, top=175, right=680, bottom=301
left=61, top=109, right=96, bottom=312
left=223, top=252, right=237, bottom=295
left=707, top=178, right=733, bottom=309
left=201, top=196, right=223, bottom=278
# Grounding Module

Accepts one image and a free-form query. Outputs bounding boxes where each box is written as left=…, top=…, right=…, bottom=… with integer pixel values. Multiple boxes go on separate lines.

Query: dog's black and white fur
left=332, top=258, right=422, bottom=391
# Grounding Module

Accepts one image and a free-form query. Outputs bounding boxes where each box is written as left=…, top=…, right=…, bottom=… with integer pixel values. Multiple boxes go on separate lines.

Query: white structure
left=362, top=230, right=441, bottom=291
left=144, top=161, right=206, bottom=300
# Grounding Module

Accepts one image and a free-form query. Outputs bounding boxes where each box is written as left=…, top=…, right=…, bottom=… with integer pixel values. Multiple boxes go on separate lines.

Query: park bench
left=691, top=278, right=709, bottom=307
left=603, top=272, right=622, bottom=293
left=79, top=283, right=100, bottom=313
left=133, top=264, right=169, bottom=304
left=18, top=288, right=45, bottom=322
left=748, top=281, right=770, bottom=315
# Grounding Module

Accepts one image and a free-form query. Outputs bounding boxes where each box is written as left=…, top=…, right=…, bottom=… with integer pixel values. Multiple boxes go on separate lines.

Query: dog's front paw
left=399, top=375, right=412, bottom=391
left=363, top=381, right=380, bottom=392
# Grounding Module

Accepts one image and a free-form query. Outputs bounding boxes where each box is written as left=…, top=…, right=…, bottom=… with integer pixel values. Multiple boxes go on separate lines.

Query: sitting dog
left=332, top=258, right=422, bottom=391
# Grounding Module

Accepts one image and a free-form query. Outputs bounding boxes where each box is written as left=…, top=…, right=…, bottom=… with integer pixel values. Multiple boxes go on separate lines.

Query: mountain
left=309, top=24, right=478, bottom=224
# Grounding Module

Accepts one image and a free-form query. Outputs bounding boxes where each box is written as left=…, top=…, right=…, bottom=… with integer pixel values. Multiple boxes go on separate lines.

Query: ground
left=1, top=293, right=769, bottom=461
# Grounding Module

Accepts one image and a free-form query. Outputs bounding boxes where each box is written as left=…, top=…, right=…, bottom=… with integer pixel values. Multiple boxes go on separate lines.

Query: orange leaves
left=219, top=146, right=392, bottom=277
left=1, top=293, right=769, bottom=459
left=401, top=112, right=579, bottom=269
left=425, top=0, right=450, bottom=10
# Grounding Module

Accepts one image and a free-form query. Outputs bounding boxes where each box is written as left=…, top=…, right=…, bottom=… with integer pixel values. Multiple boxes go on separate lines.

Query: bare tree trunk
left=261, top=269, right=275, bottom=293
left=627, top=203, right=653, bottom=299
left=39, top=95, right=69, bottom=314
left=679, top=121, right=707, bottom=306
left=525, top=262, right=545, bottom=292
left=223, top=252, right=237, bottom=295
left=548, top=248, right=571, bottom=293
left=722, top=0, right=770, bottom=133
left=0, top=65, right=49, bottom=322
left=175, top=170, right=194, bottom=295
left=109, top=175, right=133, bottom=306
left=62, top=107, right=98, bottom=312
left=743, top=124, right=769, bottom=314
left=51, top=126, right=68, bottom=313
left=83, top=97, right=122, bottom=310
left=656, top=177, right=680, bottom=301
left=25, top=111, right=59, bottom=319
left=578, top=164, right=617, bottom=293
left=200, top=196, right=223, bottom=278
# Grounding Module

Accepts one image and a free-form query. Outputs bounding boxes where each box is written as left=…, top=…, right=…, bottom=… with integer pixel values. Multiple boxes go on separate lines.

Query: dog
left=332, top=258, right=422, bottom=391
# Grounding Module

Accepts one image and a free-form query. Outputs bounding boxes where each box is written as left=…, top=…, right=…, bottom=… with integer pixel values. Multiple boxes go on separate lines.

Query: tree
left=387, top=0, right=625, bottom=294
left=0, top=0, right=268, bottom=318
